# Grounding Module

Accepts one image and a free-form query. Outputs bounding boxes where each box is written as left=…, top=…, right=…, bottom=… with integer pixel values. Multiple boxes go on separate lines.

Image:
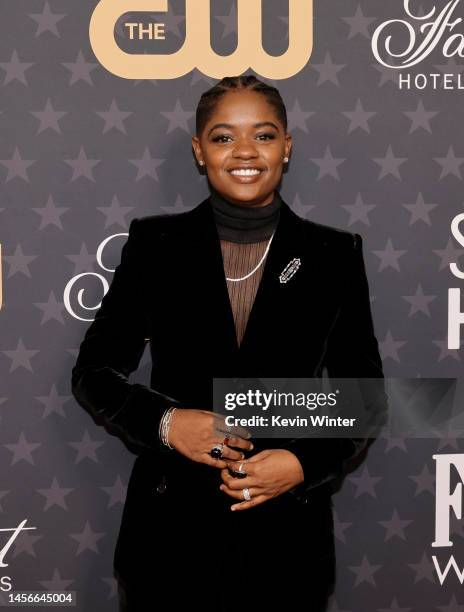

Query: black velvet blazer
left=71, top=195, right=386, bottom=506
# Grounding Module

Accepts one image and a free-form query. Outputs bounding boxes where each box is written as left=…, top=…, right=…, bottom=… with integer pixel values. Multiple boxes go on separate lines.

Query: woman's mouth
left=227, top=167, right=265, bottom=181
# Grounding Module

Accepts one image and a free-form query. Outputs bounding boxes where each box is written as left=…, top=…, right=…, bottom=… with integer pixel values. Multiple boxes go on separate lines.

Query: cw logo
left=89, top=0, right=313, bottom=80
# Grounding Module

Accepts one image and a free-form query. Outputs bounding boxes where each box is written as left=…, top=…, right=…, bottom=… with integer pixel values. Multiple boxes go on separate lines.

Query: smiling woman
left=191, top=82, right=291, bottom=208
left=71, top=75, right=387, bottom=612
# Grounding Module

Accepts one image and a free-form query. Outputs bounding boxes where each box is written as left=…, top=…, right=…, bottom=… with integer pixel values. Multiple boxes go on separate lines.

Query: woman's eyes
left=212, top=134, right=233, bottom=143
left=211, top=133, right=276, bottom=143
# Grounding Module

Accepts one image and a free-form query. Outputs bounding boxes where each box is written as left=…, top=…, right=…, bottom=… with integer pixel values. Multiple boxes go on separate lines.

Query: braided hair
left=195, top=75, right=288, bottom=135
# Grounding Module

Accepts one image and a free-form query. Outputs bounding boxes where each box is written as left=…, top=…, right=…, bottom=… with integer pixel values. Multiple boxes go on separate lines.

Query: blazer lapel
left=237, top=198, right=307, bottom=353
left=175, top=196, right=308, bottom=362
left=177, top=198, right=240, bottom=359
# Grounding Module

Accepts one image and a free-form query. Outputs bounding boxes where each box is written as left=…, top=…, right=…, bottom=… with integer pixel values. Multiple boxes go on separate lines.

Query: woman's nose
left=232, top=140, right=259, bottom=158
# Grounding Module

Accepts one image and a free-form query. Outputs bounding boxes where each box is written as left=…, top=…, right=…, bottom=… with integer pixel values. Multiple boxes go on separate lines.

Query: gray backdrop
left=1, top=0, right=463, bottom=610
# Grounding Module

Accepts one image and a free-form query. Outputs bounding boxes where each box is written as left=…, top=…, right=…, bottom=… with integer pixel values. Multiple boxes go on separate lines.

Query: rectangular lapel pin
left=279, top=258, right=301, bottom=284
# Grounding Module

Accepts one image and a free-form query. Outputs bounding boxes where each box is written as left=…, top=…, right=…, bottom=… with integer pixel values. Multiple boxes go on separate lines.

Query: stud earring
left=199, top=160, right=205, bottom=166
left=283, top=157, right=289, bottom=163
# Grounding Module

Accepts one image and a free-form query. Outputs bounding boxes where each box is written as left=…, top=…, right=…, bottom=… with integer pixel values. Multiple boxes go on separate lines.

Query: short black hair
left=195, top=75, right=288, bottom=135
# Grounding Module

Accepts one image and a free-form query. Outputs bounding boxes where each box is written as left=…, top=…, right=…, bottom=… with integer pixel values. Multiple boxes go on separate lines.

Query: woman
left=71, top=76, right=386, bottom=611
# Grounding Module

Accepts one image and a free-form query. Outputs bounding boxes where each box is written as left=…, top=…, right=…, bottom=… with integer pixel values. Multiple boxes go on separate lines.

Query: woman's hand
left=168, top=408, right=253, bottom=469
left=219, top=449, right=304, bottom=510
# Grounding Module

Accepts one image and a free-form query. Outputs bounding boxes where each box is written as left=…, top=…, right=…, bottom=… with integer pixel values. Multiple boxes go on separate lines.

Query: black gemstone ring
left=210, top=443, right=224, bottom=459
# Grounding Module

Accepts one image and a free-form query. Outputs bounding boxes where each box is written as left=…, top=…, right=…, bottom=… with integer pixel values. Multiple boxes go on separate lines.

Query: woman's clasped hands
left=168, top=409, right=305, bottom=511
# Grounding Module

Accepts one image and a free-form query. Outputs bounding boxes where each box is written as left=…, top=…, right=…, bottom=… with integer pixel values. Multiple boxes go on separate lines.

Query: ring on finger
left=235, top=462, right=247, bottom=479
left=210, top=443, right=224, bottom=459
left=242, top=488, right=251, bottom=501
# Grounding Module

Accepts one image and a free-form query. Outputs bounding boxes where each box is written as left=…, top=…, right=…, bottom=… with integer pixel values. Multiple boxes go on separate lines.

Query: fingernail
left=250, top=444, right=254, bottom=450
left=231, top=506, right=236, bottom=511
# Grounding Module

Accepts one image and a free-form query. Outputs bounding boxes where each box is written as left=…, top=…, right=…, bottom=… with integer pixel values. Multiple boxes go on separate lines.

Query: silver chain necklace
left=225, top=231, right=275, bottom=282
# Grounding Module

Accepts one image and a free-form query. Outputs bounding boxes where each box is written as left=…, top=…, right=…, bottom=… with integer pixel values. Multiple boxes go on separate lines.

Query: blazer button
left=155, top=476, right=167, bottom=494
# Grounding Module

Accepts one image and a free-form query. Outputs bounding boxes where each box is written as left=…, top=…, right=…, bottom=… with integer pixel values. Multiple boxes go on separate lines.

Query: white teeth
left=230, top=168, right=261, bottom=176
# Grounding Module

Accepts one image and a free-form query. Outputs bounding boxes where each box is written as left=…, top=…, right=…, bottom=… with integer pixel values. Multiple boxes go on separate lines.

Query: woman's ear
left=285, top=133, right=293, bottom=160
left=191, top=136, right=204, bottom=166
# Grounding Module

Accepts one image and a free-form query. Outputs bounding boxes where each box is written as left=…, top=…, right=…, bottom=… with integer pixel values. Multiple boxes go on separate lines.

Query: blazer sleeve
left=282, top=233, right=388, bottom=501
left=71, top=217, right=182, bottom=454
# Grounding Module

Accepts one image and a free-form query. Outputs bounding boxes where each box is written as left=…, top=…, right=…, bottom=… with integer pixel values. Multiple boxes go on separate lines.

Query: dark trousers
left=116, top=569, right=332, bottom=611
left=115, top=472, right=334, bottom=611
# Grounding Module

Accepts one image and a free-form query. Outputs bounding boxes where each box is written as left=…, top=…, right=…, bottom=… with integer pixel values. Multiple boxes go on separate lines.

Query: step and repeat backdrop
left=1, top=1, right=464, bottom=610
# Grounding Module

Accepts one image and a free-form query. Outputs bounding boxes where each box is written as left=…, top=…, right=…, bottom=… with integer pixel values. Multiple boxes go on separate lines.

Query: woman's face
left=192, top=90, right=292, bottom=207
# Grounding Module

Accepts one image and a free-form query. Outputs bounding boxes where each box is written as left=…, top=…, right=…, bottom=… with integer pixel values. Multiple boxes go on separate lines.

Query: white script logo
left=64, top=234, right=127, bottom=321
left=372, top=0, right=464, bottom=69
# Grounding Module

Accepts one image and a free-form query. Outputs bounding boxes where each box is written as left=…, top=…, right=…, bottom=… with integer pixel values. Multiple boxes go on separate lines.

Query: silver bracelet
left=159, top=407, right=177, bottom=449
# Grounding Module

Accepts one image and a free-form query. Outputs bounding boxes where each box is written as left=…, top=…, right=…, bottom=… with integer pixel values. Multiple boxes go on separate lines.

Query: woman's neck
left=210, top=189, right=281, bottom=244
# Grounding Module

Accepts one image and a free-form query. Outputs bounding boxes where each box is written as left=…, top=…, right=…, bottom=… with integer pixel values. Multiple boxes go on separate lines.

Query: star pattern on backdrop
left=309, top=147, right=345, bottom=180
left=348, top=555, right=382, bottom=586
left=372, top=239, right=407, bottom=272
left=409, top=464, right=436, bottom=496
left=3, top=338, right=39, bottom=372
left=68, top=430, right=105, bottom=464
left=4, top=244, right=38, bottom=278
left=37, top=477, right=74, bottom=511
left=0, top=50, right=34, bottom=85
left=97, top=195, right=134, bottom=228
left=62, top=50, right=98, bottom=86
left=28, top=2, right=66, bottom=38
left=1, top=3, right=463, bottom=610
left=160, top=99, right=195, bottom=134
left=64, top=147, right=100, bottom=182
left=70, top=521, right=105, bottom=555
left=129, top=147, right=165, bottom=181
left=35, top=384, right=71, bottom=417
left=433, top=238, right=464, bottom=271
left=402, top=284, right=436, bottom=317
left=403, top=99, right=439, bottom=134
left=402, top=192, right=438, bottom=226
left=342, top=99, right=376, bottom=133
left=373, top=146, right=407, bottom=180
left=311, top=52, right=346, bottom=86
left=38, top=568, right=75, bottom=592
left=378, top=509, right=413, bottom=541
left=341, top=5, right=377, bottom=39
left=5, top=432, right=41, bottom=465
left=30, top=98, right=68, bottom=134
left=96, top=99, right=132, bottom=135
left=342, top=193, right=376, bottom=226
left=434, top=146, right=464, bottom=179
left=379, top=330, right=407, bottom=362
left=34, top=291, right=66, bottom=325
left=287, top=100, right=314, bottom=133
left=32, top=195, right=70, bottom=230
left=0, top=147, right=36, bottom=182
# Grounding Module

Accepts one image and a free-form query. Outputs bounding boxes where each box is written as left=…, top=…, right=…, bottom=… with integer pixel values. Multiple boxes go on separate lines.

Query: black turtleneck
left=210, top=189, right=281, bottom=244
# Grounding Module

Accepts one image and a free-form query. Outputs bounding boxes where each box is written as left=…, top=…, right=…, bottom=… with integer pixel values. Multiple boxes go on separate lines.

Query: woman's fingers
left=212, top=414, right=251, bottom=440
left=219, top=484, right=263, bottom=501
left=224, top=460, right=256, bottom=477
left=220, top=446, right=246, bottom=461
left=220, top=469, right=258, bottom=490
left=223, top=436, right=254, bottom=452
left=202, top=455, right=230, bottom=469
left=205, top=437, right=250, bottom=463
left=219, top=484, right=269, bottom=510
left=230, top=495, right=268, bottom=511
left=201, top=445, right=245, bottom=468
